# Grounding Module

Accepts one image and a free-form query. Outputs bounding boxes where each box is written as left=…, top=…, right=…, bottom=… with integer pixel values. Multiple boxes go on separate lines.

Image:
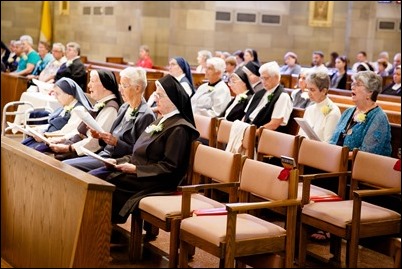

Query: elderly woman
left=220, top=68, right=254, bottom=122
left=48, top=69, right=122, bottom=159
left=291, top=69, right=313, bottom=109
left=279, top=51, right=301, bottom=75
left=168, top=56, right=195, bottom=97
left=329, top=70, right=392, bottom=156
left=191, top=57, right=232, bottom=117
left=90, top=74, right=199, bottom=224
left=63, top=67, right=156, bottom=171
left=21, top=77, right=92, bottom=151
left=298, top=71, right=341, bottom=142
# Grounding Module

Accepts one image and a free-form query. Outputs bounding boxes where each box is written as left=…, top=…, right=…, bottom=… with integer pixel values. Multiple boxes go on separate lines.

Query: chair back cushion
left=352, top=150, right=401, bottom=188
left=240, top=158, right=289, bottom=200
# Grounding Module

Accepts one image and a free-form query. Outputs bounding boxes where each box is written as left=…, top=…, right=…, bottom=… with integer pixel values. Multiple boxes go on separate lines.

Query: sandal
left=310, top=230, right=330, bottom=243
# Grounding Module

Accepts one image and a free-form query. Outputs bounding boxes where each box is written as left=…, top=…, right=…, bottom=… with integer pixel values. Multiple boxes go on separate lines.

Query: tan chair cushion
left=297, top=182, right=337, bottom=200
left=302, top=200, right=401, bottom=228
left=139, top=194, right=224, bottom=221
left=180, top=214, right=286, bottom=246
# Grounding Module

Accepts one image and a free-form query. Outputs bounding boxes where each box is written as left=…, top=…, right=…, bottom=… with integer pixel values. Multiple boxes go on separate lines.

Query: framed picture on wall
left=308, top=1, right=334, bottom=27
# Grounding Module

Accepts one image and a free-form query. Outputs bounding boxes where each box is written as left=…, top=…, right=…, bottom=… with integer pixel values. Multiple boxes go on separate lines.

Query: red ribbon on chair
left=278, top=168, right=291, bottom=181
left=393, top=159, right=401, bottom=171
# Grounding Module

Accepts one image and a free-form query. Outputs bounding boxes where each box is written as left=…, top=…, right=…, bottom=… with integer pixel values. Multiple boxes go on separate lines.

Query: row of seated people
left=7, top=61, right=400, bottom=267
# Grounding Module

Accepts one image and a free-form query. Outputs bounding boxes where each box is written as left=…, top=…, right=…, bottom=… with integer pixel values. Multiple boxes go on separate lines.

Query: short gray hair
left=19, top=35, right=33, bottom=46
left=352, top=71, right=382, bottom=101
left=206, top=57, right=226, bottom=75
left=120, top=67, right=147, bottom=92
left=259, top=61, right=281, bottom=80
left=306, top=71, right=330, bottom=92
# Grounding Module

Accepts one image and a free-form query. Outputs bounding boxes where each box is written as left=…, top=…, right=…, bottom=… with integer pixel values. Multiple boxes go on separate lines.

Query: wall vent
left=260, top=14, right=281, bottom=25
left=104, top=6, right=114, bottom=15
left=377, top=19, right=397, bottom=31
left=235, top=12, right=257, bottom=24
left=216, top=11, right=232, bottom=23
left=83, top=7, right=91, bottom=15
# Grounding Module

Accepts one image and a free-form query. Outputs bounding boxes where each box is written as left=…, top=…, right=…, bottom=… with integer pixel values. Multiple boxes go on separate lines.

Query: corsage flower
left=64, top=105, right=74, bottom=113
left=93, top=102, right=105, bottom=111
left=321, top=104, right=332, bottom=116
left=21, top=54, right=28, bottom=61
left=130, top=107, right=139, bottom=119
left=208, top=86, right=214, bottom=92
left=267, top=93, right=274, bottom=102
left=66, top=60, right=73, bottom=67
left=238, top=93, right=248, bottom=103
left=16, top=57, right=20, bottom=63
left=8, top=56, right=14, bottom=63
left=145, top=122, right=164, bottom=135
left=354, top=112, right=366, bottom=123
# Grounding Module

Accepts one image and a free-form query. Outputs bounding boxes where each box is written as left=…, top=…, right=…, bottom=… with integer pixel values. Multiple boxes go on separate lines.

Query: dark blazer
left=243, top=84, right=285, bottom=129
left=330, top=72, right=347, bottom=90
left=55, top=58, right=87, bottom=91
left=100, top=100, right=156, bottom=158
left=381, top=83, right=401, bottom=96
left=219, top=90, right=254, bottom=122
left=106, top=114, right=199, bottom=223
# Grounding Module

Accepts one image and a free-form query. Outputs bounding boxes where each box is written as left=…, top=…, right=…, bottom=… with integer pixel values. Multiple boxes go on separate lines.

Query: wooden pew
left=328, top=94, right=401, bottom=112
left=1, top=73, right=29, bottom=116
left=328, top=87, right=401, bottom=103
left=106, top=56, right=126, bottom=64
left=1, top=137, right=115, bottom=268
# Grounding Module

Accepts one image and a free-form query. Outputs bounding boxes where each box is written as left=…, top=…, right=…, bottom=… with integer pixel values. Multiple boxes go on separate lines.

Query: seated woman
left=220, top=68, right=254, bottom=122
left=89, top=74, right=199, bottom=224
left=298, top=71, right=341, bottom=142
left=48, top=69, right=122, bottom=160
left=381, top=65, right=401, bottom=96
left=63, top=67, right=156, bottom=171
left=291, top=69, right=313, bottom=109
left=330, top=55, right=348, bottom=90
left=21, top=77, right=92, bottom=152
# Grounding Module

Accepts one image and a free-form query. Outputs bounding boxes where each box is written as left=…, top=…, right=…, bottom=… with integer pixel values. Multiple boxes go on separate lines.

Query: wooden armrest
left=178, top=182, right=240, bottom=193
left=353, top=187, right=401, bottom=198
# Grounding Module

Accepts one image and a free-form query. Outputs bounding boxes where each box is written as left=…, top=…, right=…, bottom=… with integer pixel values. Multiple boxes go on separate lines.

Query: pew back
left=1, top=137, right=115, bottom=268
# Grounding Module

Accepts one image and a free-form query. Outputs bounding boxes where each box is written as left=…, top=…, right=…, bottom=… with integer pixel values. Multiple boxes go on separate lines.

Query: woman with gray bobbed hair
left=329, top=70, right=392, bottom=156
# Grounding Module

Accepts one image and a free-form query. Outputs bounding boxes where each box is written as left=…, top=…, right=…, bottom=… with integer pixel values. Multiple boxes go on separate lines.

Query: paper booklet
left=80, top=146, right=116, bottom=166
left=293, top=117, right=321, bottom=141
left=75, top=110, right=105, bottom=133
left=25, top=125, right=52, bottom=145
left=7, top=122, right=33, bottom=136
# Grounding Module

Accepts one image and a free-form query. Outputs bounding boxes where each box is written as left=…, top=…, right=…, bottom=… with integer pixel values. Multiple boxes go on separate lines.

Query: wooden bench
left=1, top=72, right=29, bottom=117
left=1, top=137, right=115, bottom=268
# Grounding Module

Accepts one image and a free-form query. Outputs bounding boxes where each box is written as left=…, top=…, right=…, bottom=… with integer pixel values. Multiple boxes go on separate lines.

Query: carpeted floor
left=108, top=217, right=395, bottom=268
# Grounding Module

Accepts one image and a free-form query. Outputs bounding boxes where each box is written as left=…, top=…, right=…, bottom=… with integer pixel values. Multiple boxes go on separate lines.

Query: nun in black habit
left=91, top=74, right=200, bottom=223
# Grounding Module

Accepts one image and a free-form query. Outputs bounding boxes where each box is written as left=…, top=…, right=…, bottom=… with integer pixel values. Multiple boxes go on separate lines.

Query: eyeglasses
left=260, top=76, right=270, bottom=81
left=228, top=79, right=240, bottom=84
left=119, top=83, right=131, bottom=89
left=351, top=82, right=365, bottom=88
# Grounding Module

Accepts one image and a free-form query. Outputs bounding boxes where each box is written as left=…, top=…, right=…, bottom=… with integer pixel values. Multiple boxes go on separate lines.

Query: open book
left=32, top=78, right=54, bottom=95
left=294, top=117, right=321, bottom=141
left=80, top=146, right=116, bottom=166
left=75, top=110, right=105, bottom=133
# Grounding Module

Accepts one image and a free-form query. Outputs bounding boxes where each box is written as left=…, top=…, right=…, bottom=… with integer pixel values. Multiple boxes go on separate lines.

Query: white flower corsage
left=66, top=60, right=73, bottom=67
left=301, top=91, right=309, bottom=100
left=16, top=57, right=20, bottom=63
left=208, top=86, right=214, bottom=92
left=145, top=122, right=164, bottom=135
left=238, top=93, right=248, bottom=103
left=321, top=104, right=332, bottom=116
left=7, top=57, right=14, bottom=63
left=93, top=102, right=105, bottom=111
left=64, top=105, right=74, bottom=113
left=21, top=54, right=28, bottom=61
left=354, top=112, right=366, bottom=123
